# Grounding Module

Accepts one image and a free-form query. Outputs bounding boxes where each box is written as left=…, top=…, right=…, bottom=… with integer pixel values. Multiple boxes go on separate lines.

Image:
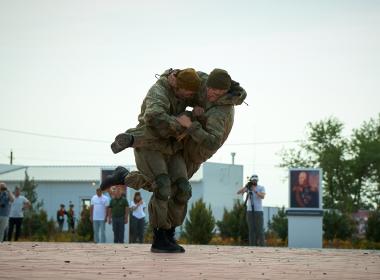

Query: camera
left=246, top=181, right=254, bottom=192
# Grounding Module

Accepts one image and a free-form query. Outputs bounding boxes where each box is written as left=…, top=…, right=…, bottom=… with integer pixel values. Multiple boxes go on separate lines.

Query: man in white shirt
left=237, top=174, right=266, bottom=246
left=8, top=186, right=30, bottom=241
left=90, top=188, right=110, bottom=243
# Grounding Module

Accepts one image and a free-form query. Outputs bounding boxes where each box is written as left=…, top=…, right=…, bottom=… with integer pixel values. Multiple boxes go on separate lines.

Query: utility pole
left=9, top=150, right=13, bottom=165
left=231, top=152, right=236, bottom=165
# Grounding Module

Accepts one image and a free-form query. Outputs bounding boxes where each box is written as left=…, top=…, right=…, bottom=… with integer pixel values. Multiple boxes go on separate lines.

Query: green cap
left=206, top=68, right=231, bottom=90
left=176, top=68, right=201, bottom=91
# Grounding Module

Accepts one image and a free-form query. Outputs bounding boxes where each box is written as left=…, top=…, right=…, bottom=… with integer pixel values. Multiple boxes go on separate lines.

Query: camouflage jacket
left=127, top=69, right=189, bottom=154
left=183, top=71, right=247, bottom=164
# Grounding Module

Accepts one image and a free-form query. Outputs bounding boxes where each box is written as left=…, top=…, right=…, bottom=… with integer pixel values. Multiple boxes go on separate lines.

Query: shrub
left=323, top=210, right=356, bottom=241
left=267, top=206, right=288, bottom=241
left=182, top=199, right=215, bottom=244
left=216, top=199, right=248, bottom=245
left=366, top=210, right=380, bottom=242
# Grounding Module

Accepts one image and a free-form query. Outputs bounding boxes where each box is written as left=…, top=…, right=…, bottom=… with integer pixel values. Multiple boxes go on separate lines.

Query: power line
left=225, top=140, right=300, bottom=146
left=0, top=127, right=109, bottom=143
left=0, top=127, right=300, bottom=146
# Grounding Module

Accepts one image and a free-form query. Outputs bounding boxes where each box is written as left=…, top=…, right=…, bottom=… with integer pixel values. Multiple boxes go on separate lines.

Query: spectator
left=8, top=186, right=31, bottom=241
left=0, top=183, right=15, bottom=242
left=67, top=204, right=75, bottom=233
left=107, top=186, right=129, bottom=243
left=90, top=188, right=109, bottom=243
left=56, top=204, right=67, bottom=232
left=129, top=192, right=146, bottom=243
left=237, top=174, right=266, bottom=246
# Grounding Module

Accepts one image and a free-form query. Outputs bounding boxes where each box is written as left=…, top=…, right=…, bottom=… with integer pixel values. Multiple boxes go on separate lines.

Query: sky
left=0, top=0, right=379, bottom=208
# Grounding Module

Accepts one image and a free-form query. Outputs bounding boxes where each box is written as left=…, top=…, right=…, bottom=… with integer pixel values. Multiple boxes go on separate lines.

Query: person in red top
left=56, top=204, right=67, bottom=232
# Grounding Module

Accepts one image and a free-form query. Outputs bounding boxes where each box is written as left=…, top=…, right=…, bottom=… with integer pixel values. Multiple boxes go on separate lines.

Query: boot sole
left=151, top=247, right=184, bottom=253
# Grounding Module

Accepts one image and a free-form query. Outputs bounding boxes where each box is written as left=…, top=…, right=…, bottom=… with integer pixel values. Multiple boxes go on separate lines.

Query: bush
left=76, top=206, right=93, bottom=242
left=182, top=199, right=215, bottom=244
left=267, top=206, right=288, bottom=241
left=22, top=209, right=57, bottom=241
left=323, top=210, right=356, bottom=241
left=216, top=199, right=248, bottom=245
left=366, top=210, right=380, bottom=242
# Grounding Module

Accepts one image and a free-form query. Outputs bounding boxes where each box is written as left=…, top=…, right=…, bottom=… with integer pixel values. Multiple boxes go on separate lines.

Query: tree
left=20, top=171, right=56, bottom=240
left=216, top=199, right=248, bottom=244
left=366, top=210, right=380, bottom=242
left=182, top=199, right=215, bottom=244
left=323, top=210, right=356, bottom=241
left=350, top=115, right=380, bottom=209
left=20, top=171, right=43, bottom=210
left=267, top=207, right=288, bottom=241
left=76, top=205, right=93, bottom=242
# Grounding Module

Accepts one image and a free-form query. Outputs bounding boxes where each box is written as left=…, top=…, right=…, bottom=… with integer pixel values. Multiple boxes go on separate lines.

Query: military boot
left=151, top=228, right=182, bottom=253
left=166, top=227, right=185, bottom=253
left=100, top=166, right=129, bottom=191
left=111, top=133, right=134, bottom=154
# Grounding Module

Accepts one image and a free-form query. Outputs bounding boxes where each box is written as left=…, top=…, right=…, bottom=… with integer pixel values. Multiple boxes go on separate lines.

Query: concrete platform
left=0, top=242, right=379, bottom=279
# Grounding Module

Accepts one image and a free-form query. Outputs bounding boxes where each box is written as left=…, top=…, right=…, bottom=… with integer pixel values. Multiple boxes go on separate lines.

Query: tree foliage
left=182, top=199, right=215, bottom=244
left=216, top=199, right=248, bottom=244
left=267, top=206, right=288, bottom=241
left=323, top=210, right=356, bottom=241
left=366, top=210, right=380, bottom=242
left=20, top=171, right=56, bottom=240
left=76, top=206, right=93, bottom=241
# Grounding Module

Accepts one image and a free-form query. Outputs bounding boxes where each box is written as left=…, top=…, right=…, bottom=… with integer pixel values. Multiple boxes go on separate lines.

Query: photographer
left=237, top=174, right=266, bottom=246
left=0, top=183, right=15, bottom=242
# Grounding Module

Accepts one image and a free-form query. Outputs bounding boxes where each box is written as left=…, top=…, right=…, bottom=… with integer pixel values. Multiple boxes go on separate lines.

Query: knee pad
left=154, top=174, right=171, bottom=201
left=174, top=177, right=192, bottom=204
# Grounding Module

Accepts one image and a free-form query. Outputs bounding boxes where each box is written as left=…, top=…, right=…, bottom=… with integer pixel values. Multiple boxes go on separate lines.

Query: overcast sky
left=0, top=0, right=379, bottom=207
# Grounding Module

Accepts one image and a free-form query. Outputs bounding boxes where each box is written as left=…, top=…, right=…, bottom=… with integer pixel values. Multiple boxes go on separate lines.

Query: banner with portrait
left=289, top=168, right=322, bottom=210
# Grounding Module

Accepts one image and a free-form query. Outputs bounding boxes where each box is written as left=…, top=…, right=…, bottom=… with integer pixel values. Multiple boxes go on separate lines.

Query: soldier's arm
left=227, top=80, right=247, bottom=105
left=143, top=85, right=184, bottom=138
left=185, top=109, right=227, bottom=150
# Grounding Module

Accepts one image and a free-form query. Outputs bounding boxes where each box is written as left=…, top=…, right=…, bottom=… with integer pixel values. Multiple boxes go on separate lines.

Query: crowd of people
left=90, top=186, right=146, bottom=244
left=0, top=182, right=147, bottom=244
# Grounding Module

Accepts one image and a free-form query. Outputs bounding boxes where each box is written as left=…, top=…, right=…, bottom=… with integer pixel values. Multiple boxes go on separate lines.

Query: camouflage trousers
left=131, top=148, right=189, bottom=229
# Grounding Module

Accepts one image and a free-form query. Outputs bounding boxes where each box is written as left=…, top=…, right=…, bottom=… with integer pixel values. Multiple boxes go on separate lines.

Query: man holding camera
left=237, top=174, right=266, bottom=246
left=0, top=182, right=15, bottom=242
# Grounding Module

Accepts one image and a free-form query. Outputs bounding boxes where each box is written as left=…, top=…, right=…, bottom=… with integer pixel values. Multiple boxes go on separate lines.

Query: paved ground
left=0, top=242, right=379, bottom=280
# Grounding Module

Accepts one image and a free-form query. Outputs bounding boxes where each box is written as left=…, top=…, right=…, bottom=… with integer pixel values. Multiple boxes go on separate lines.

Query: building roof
left=0, top=164, right=203, bottom=183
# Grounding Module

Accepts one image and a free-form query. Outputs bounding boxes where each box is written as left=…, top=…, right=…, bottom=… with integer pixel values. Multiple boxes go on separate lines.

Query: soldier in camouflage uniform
left=102, top=68, right=201, bottom=253
left=102, top=69, right=247, bottom=253
left=167, top=69, right=247, bottom=228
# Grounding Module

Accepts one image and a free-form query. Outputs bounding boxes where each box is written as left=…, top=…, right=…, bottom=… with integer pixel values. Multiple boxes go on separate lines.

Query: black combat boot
left=166, top=227, right=185, bottom=253
left=151, top=228, right=182, bottom=253
left=100, top=166, right=129, bottom=191
left=111, top=133, right=134, bottom=154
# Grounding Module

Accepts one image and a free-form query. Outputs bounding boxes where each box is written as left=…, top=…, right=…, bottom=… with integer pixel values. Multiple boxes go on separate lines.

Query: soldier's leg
left=167, top=152, right=190, bottom=228
left=134, top=148, right=180, bottom=253
left=111, top=126, right=148, bottom=154
left=134, top=149, right=170, bottom=228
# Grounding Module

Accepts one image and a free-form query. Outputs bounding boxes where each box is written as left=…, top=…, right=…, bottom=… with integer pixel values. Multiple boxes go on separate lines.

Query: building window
left=81, top=198, right=91, bottom=209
